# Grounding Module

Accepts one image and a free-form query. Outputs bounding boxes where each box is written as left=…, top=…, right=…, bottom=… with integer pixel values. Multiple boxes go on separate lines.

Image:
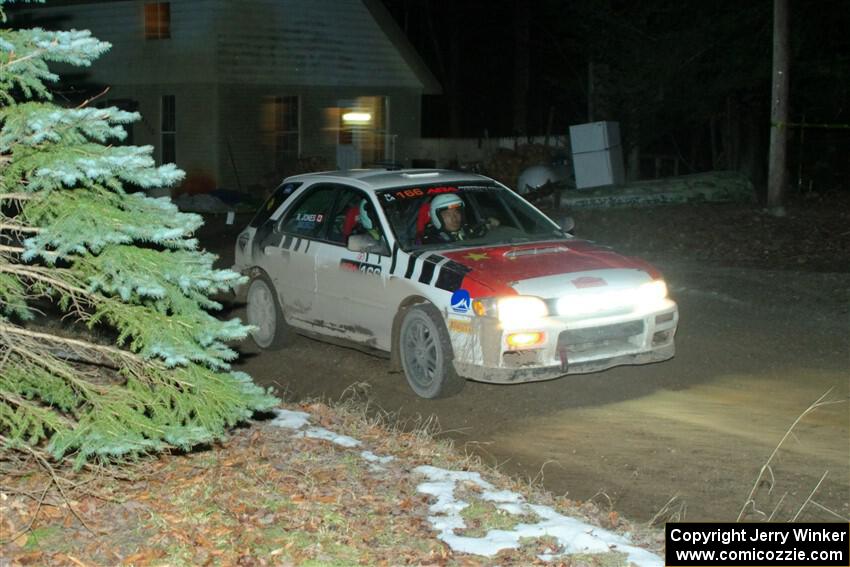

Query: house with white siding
left=11, top=0, right=440, bottom=195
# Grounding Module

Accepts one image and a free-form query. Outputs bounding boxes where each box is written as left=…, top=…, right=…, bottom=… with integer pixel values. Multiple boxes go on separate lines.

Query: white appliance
left=569, top=121, right=625, bottom=189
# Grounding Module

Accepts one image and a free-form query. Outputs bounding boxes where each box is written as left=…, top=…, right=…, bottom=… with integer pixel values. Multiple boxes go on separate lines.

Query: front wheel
left=246, top=272, right=290, bottom=350
left=399, top=304, right=465, bottom=399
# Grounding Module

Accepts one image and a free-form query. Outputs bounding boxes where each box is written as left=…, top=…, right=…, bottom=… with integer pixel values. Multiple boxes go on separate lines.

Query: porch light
left=342, top=112, right=372, bottom=124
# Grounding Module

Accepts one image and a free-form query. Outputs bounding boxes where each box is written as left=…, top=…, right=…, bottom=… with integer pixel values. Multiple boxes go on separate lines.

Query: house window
left=145, top=3, right=170, bottom=40
left=274, top=95, right=300, bottom=172
left=161, top=95, right=176, bottom=164
left=339, top=96, right=390, bottom=164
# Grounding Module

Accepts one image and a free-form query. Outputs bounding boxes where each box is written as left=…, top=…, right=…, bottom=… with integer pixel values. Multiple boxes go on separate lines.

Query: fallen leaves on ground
left=1, top=401, right=663, bottom=566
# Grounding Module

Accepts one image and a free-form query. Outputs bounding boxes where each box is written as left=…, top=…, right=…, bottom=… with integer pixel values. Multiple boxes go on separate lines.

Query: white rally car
left=233, top=169, right=678, bottom=398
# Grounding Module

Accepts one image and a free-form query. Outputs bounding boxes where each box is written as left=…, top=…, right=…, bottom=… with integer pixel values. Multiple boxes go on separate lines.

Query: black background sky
left=381, top=1, right=850, bottom=189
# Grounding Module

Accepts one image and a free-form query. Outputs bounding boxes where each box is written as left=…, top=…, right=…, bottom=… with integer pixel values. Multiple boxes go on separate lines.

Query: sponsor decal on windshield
left=380, top=186, right=459, bottom=203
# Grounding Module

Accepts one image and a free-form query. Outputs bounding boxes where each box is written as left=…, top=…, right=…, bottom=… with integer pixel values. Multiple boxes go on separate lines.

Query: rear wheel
left=246, top=272, right=290, bottom=349
left=399, top=304, right=465, bottom=398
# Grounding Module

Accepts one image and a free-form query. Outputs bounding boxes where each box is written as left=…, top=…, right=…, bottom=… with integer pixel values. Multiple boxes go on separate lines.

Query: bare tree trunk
left=767, top=0, right=790, bottom=215
left=710, top=115, right=720, bottom=169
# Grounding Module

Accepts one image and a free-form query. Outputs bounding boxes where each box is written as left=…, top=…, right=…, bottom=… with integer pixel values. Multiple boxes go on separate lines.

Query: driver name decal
left=340, top=259, right=381, bottom=276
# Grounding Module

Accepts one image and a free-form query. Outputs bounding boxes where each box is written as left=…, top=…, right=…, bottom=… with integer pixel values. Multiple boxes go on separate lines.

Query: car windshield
left=376, top=181, right=568, bottom=251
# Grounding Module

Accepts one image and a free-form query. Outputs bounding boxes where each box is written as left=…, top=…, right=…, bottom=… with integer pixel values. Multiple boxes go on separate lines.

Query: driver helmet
left=430, top=193, right=464, bottom=230
left=358, top=198, right=377, bottom=231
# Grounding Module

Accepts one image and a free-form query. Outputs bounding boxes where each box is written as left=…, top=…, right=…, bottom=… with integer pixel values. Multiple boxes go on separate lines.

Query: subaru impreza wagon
left=233, top=169, right=678, bottom=398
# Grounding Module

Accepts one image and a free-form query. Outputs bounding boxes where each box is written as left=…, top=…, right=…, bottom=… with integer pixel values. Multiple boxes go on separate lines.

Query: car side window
left=325, top=188, right=387, bottom=247
left=250, top=182, right=301, bottom=228
left=278, top=185, right=336, bottom=238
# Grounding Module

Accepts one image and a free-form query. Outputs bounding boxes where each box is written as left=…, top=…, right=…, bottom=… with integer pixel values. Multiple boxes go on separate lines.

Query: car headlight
left=557, top=279, right=669, bottom=316
left=473, top=295, right=548, bottom=327
left=637, top=279, right=668, bottom=308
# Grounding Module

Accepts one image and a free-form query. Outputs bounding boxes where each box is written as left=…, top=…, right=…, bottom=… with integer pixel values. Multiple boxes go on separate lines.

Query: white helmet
left=430, top=193, right=464, bottom=230
left=517, top=165, right=557, bottom=194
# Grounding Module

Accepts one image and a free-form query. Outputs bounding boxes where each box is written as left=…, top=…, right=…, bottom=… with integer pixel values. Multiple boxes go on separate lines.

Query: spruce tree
left=0, top=0, right=277, bottom=468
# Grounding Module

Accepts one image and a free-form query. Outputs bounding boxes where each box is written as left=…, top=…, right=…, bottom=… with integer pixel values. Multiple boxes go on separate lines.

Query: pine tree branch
left=0, top=263, right=92, bottom=319
left=4, top=340, right=101, bottom=394
left=0, top=193, right=34, bottom=201
left=0, top=324, right=192, bottom=390
left=76, top=87, right=110, bottom=110
left=0, top=48, right=49, bottom=72
left=0, top=324, right=136, bottom=369
left=1, top=264, right=91, bottom=298
left=0, top=391, right=76, bottom=428
left=0, top=224, right=41, bottom=233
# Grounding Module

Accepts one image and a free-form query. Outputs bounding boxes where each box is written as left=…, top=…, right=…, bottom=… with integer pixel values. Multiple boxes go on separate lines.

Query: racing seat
left=414, top=201, right=432, bottom=244
left=341, top=206, right=360, bottom=239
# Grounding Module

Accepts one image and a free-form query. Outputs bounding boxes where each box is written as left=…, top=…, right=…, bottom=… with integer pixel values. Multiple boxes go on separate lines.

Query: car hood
left=440, top=239, right=661, bottom=297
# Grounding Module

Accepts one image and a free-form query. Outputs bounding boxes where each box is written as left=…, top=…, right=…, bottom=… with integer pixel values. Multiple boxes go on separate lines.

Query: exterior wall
left=13, top=0, right=220, bottom=85
left=215, top=0, right=424, bottom=89
left=218, top=85, right=423, bottom=196
left=70, top=83, right=220, bottom=195
left=11, top=0, right=433, bottom=195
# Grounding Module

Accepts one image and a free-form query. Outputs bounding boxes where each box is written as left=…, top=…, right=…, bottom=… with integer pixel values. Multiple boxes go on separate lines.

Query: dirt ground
left=204, top=190, right=850, bottom=525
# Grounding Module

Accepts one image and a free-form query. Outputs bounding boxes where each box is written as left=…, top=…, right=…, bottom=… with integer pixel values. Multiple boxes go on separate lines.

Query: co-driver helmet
left=359, top=198, right=378, bottom=231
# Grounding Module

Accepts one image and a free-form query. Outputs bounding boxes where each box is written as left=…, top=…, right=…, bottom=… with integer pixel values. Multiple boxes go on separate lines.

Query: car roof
left=282, top=168, right=495, bottom=192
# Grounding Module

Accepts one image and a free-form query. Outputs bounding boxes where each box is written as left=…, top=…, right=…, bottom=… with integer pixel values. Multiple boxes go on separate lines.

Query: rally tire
left=246, top=272, right=291, bottom=350
left=399, top=304, right=465, bottom=399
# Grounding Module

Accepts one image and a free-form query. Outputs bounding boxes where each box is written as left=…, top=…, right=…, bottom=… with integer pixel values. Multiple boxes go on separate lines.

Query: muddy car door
left=313, top=186, right=393, bottom=349
left=266, top=184, right=337, bottom=330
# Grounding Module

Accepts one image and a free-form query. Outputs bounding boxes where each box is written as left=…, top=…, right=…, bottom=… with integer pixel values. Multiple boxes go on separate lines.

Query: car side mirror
left=558, top=215, right=575, bottom=234
left=347, top=233, right=390, bottom=255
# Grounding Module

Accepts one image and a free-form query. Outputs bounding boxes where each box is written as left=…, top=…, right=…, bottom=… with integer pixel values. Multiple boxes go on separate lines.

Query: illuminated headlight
left=473, top=296, right=548, bottom=327
left=636, top=279, right=668, bottom=307
left=557, top=279, right=669, bottom=316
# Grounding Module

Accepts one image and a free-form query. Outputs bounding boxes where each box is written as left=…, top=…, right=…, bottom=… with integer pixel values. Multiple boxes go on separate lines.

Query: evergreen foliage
left=0, top=0, right=278, bottom=468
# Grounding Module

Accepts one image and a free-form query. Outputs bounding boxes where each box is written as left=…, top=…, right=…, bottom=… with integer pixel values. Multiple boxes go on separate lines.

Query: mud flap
left=556, top=331, right=570, bottom=371
left=558, top=345, right=569, bottom=372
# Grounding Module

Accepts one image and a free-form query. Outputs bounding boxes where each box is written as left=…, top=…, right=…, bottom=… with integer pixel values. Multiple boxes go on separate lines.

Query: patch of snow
left=301, top=427, right=361, bottom=448
left=481, top=489, right=523, bottom=504
left=414, top=465, right=662, bottom=567
left=361, top=451, right=394, bottom=464
left=267, top=412, right=660, bottom=565
left=270, top=409, right=311, bottom=430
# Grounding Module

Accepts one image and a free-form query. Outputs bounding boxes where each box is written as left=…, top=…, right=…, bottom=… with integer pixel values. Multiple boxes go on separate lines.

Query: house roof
left=361, top=0, right=440, bottom=94
left=9, top=0, right=442, bottom=93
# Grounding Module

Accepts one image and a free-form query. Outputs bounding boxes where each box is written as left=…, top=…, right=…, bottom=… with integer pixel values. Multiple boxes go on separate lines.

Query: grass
left=457, top=500, right=541, bottom=538
left=0, top=399, right=663, bottom=565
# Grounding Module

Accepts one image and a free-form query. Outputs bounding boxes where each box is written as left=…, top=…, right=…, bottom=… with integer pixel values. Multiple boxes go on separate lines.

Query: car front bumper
left=449, top=300, right=678, bottom=384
